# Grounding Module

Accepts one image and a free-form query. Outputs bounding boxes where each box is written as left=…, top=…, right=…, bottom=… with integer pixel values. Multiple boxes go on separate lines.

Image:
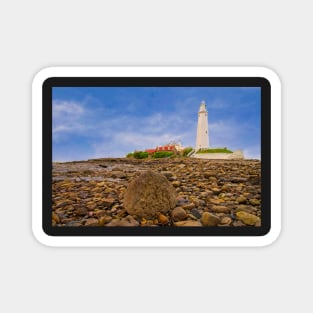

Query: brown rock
left=174, top=221, right=202, bottom=227
left=95, top=210, right=107, bottom=218
left=182, top=203, right=196, bottom=210
left=236, top=211, right=260, bottom=226
left=105, top=218, right=121, bottom=227
left=211, top=188, right=221, bottom=195
left=111, top=171, right=127, bottom=179
left=211, top=205, right=231, bottom=213
left=236, top=196, right=247, bottom=204
left=171, top=207, right=187, bottom=221
left=99, top=216, right=112, bottom=226
left=210, top=199, right=225, bottom=205
left=84, top=218, right=99, bottom=226
left=66, top=221, right=82, bottom=227
left=123, top=170, right=177, bottom=219
left=106, top=215, right=139, bottom=227
left=172, top=181, right=181, bottom=187
left=235, top=205, right=257, bottom=214
left=119, top=215, right=139, bottom=226
left=200, top=212, right=220, bottom=226
left=204, top=171, right=217, bottom=178
left=161, top=171, right=174, bottom=179
left=233, top=220, right=246, bottom=227
left=74, top=207, right=88, bottom=216
left=52, top=212, right=60, bottom=224
left=158, top=213, right=169, bottom=225
left=101, top=198, right=116, bottom=207
left=220, top=216, right=232, bottom=225
left=249, top=198, right=261, bottom=206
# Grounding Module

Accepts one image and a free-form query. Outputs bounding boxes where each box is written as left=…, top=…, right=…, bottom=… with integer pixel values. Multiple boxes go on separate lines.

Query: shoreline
left=52, top=158, right=261, bottom=227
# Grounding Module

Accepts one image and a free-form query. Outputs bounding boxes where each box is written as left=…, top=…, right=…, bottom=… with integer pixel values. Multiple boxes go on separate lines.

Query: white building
left=195, top=100, right=209, bottom=151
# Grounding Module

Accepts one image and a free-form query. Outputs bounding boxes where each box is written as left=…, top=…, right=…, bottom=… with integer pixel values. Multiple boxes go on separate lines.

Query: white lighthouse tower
left=195, top=100, right=209, bottom=151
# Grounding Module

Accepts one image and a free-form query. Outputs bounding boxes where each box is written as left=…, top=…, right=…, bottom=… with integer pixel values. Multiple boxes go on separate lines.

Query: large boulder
left=123, top=170, right=177, bottom=219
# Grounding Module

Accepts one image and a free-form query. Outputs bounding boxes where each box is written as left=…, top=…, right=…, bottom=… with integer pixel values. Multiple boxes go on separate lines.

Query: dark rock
left=176, top=197, right=189, bottom=205
left=190, top=208, right=202, bottom=219
left=231, top=177, right=248, bottom=183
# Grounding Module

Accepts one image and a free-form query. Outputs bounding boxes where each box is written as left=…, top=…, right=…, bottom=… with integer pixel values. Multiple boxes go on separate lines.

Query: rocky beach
left=52, top=158, right=261, bottom=227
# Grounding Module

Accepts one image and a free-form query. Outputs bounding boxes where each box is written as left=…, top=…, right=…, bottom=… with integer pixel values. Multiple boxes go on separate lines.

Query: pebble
left=235, top=205, right=257, bottom=214
left=106, top=215, right=139, bottom=226
left=52, top=212, right=60, bottom=224
left=200, top=212, right=220, bottom=226
left=236, top=211, right=260, bottom=226
left=99, top=216, right=112, bottom=226
left=174, top=221, right=202, bottom=227
left=101, top=198, right=116, bottom=207
left=190, top=208, right=202, bottom=219
left=220, top=216, right=232, bottom=225
left=172, top=181, right=181, bottom=187
left=74, top=207, right=88, bottom=216
left=84, top=218, right=99, bottom=226
left=171, top=207, right=187, bottom=221
left=249, top=198, right=260, bottom=206
left=211, top=205, right=231, bottom=213
left=236, top=196, right=247, bottom=204
left=211, top=188, right=221, bottom=194
left=182, top=203, right=195, bottom=210
left=158, top=213, right=169, bottom=225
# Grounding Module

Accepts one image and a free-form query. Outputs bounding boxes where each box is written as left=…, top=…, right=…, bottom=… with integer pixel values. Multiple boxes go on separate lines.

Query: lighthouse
left=195, top=100, right=209, bottom=151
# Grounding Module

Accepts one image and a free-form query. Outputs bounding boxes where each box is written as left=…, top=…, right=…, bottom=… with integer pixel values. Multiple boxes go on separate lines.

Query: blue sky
left=52, top=86, right=261, bottom=161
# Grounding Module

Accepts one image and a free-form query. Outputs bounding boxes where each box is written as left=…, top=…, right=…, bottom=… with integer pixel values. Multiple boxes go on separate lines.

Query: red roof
left=145, top=145, right=175, bottom=153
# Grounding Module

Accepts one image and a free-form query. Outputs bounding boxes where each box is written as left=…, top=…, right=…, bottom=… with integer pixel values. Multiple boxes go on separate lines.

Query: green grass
left=196, top=148, right=233, bottom=154
left=152, top=151, right=174, bottom=158
left=182, top=147, right=193, bottom=156
left=126, top=151, right=149, bottom=159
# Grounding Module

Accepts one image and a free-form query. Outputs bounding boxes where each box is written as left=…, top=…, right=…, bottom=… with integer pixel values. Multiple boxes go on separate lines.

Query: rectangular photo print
left=43, top=76, right=270, bottom=237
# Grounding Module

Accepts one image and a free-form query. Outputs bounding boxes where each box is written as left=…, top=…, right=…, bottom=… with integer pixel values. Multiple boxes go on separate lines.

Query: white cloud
left=243, top=146, right=261, bottom=160
left=53, top=100, right=84, bottom=117
left=52, top=100, right=93, bottom=142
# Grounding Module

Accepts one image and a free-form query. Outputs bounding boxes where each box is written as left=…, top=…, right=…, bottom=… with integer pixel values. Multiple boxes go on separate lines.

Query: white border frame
left=32, top=67, right=281, bottom=247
